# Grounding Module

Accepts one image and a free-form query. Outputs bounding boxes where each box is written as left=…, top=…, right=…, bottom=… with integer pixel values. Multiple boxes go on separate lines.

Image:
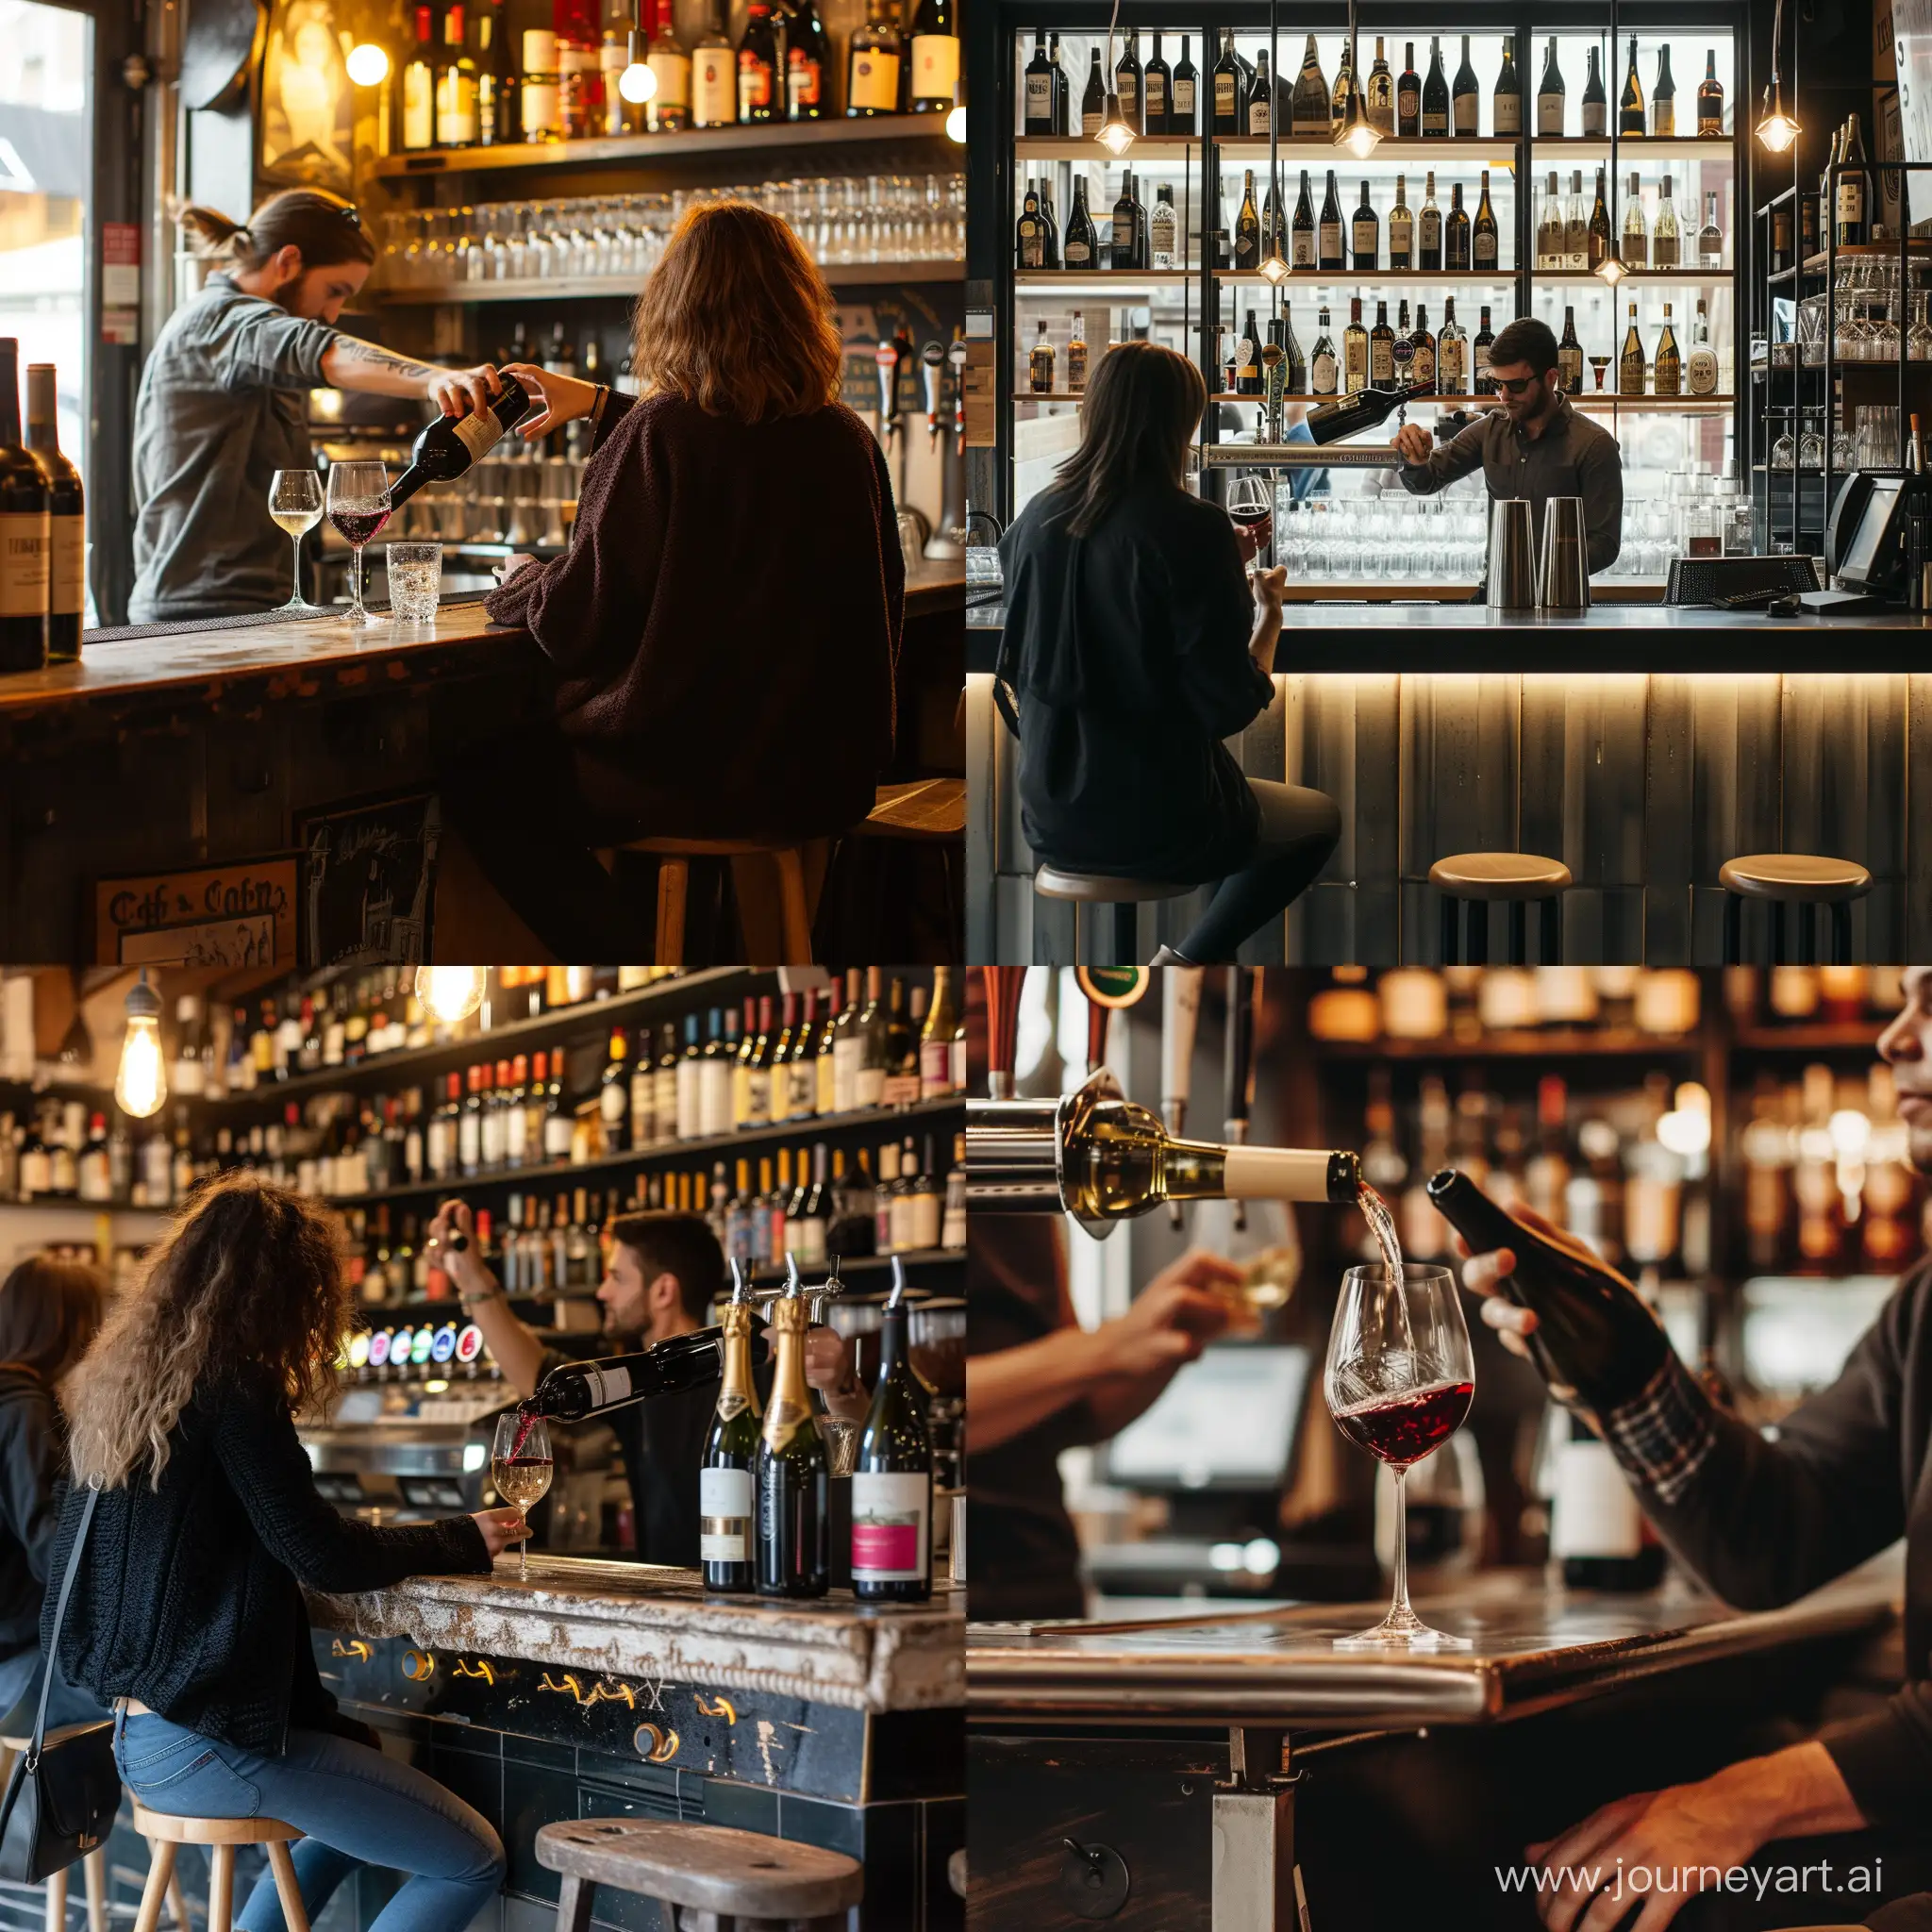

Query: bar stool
left=1428, top=853, right=1572, bottom=964
left=0, top=1737, right=108, bottom=1932
left=1033, top=868, right=1196, bottom=965
left=129, top=1806, right=308, bottom=1932
left=536, top=1818, right=862, bottom=1932
left=1720, top=854, right=1873, bottom=965
left=608, top=838, right=816, bottom=965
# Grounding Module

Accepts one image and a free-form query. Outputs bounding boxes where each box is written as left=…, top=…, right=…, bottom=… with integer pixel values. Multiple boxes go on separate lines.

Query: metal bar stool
left=607, top=839, right=818, bottom=965
left=0, top=1735, right=110, bottom=1932
left=1719, top=855, right=1873, bottom=965
left=1427, top=853, right=1572, bottom=964
left=128, top=1807, right=308, bottom=1932
left=1032, top=868, right=1195, bottom=965
left=536, top=1818, right=862, bottom=1932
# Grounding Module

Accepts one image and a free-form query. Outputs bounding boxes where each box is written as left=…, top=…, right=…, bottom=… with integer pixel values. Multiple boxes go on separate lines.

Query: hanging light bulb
left=114, top=971, right=166, bottom=1121
left=1258, top=250, right=1291, bottom=286
left=1594, top=253, right=1625, bottom=286
left=1756, top=81, right=1800, bottom=154
left=413, top=965, right=489, bottom=1025
left=1333, top=5, right=1379, bottom=158
left=346, top=42, right=391, bottom=86
left=946, top=80, right=966, bottom=144
left=1097, top=89, right=1135, bottom=157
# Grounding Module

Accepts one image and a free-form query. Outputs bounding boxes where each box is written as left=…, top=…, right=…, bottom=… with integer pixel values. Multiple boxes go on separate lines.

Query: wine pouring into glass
left=491, top=1407, right=552, bottom=1584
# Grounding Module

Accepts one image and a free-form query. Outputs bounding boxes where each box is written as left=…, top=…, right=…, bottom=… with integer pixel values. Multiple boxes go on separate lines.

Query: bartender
left=1455, top=967, right=1932, bottom=1931
left=128, top=189, right=502, bottom=624
left=428, top=1201, right=867, bottom=1567
left=1391, top=316, right=1624, bottom=577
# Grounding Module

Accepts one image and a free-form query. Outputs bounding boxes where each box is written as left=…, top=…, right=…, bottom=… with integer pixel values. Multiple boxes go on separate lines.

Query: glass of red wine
left=325, top=460, right=391, bottom=628
left=1324, top=1261, right=1474, bottom=1650
left=1225, top=474, right=1274, bottom=575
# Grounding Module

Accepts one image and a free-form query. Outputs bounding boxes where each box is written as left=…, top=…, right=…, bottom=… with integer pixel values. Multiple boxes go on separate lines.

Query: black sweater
left=45, top=1372, right=490, bottom=1752
left=0, top=1369, right=67, bottom=1666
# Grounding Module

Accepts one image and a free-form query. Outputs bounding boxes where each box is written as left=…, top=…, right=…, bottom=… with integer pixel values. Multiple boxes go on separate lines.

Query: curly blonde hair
left=66, top=1172, right=348, bottom=1490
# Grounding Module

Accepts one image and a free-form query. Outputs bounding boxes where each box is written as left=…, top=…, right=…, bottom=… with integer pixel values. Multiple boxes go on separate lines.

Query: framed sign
left=259, top=0, right=355, bottom=192
left=296, top=791, right=440, bottom=969
left=93, top=857, right=300, bottom=968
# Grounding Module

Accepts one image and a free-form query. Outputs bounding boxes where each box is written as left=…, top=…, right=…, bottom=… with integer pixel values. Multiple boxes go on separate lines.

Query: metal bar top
left=966, top=1558, right=1898, bottom=1727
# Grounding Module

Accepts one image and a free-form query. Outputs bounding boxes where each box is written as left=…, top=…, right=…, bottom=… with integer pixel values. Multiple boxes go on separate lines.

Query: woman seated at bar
left=128, top=191, right=502, bottom=624
left=994, top=341, right=1340, bottom=965
left=49, top=1173, right=527, bottom=1932
left=464, top=201, right=905, bottom=960
left=0, top=1257, right=106, bottom=1733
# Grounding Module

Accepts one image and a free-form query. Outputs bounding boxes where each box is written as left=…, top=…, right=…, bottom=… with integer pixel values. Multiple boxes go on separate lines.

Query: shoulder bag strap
left=27, top=1481, right=98, bottom=1769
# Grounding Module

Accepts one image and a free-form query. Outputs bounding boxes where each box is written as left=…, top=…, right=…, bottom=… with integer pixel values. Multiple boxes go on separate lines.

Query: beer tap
left=1159, top=967, right=1205, bottom=1228
left=921, top=340, right=946, bottom=450
left=983, top=967, right=1027, bottom=1100
left=925, top=330, right=969, bottom=563
left=1224, top=968, right=1257, bottom=1233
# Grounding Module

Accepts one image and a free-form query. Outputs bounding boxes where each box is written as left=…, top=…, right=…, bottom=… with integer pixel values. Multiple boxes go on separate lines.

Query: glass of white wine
left=490, top=1409, right=552, bottom=1582
left=268, top=469, right=325, bottom=615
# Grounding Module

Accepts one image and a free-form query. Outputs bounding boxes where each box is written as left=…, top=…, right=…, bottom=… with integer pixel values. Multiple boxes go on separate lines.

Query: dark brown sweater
left=485, top=391, right=905, bottom=840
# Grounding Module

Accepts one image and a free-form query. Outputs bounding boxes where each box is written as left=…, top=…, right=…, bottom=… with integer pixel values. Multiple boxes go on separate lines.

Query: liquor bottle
left=1211, top=29, right=1241, bottom=136
left=1653, top=304, right=1681, bottom=397
left=1245, top=49, right=1272, bottom=136
left=1438, top=298, right=1467, bottom=394
left=1032, top=182, right=1061, bottom=270
left=1366, top=37, right=1393, bottom=133
left=1369, top=299, right=1395, bottom=385
left=1142, top=32, right=1169, bottom=134
left=1015, top=182, right=1042, bottom=269
left=1619, top=302, right=1646, bottom=395
left=1396, top=42, right=1420, bottom=136
left=1343, top=297, right=1370, bottom=393
left=1418, top=171, right=1442, bottom=270
left=1023, top=30, right=1054, bottom=133
left=1306, top=380, right=1433, bottom=445
left=1652, top=175, right=1680, bottom=269
left=1066, top=311, right=1088, bottom=392
left=23, top=364, right=80, bottom=663
left=691, top=4, right=735, bottom=125
left=1421, top=36, right=1448, bottom=137
left=1318, top=170, right=1344, bottom=271
left=1581, top=44, right=1607, bottom=137
left=735, top=0, right=779, bottom=124
left=1451, top=34, right=1479, bottom=136
left=1650, top=46, right=1674, bottom=136
left=1473, top=172, right=1499, bottom=272
left=1589, top=170, right=1613, bottom=270
left=1291, top=35, right=1328, bottom=135
left=1113, top=170, right=1147, bottom=272
left=899, top=0, right=955, bottom=111
left=401, top=7, right=438, bottom=151
left=851, top=1278, right=934, bottom=1601
left=1549, top=1407, right=1667, bottom=1589
left=1027, top=321, right=1054, bottom=394
left=1386, top=174, right=1412, bottom=270
left=1170, top=34, right=1197, bottom=132
left=641, top=0, right=688, bottom=130
left=475, top=0, right=518, bottom=143
left=1564, top=170, right=1589, bottom=269
left=755, top=1284, right=826, bottom=1597
left=438, top=3, right=478, bottom=145
left=1618, top=37, right=1643, bottom=136
left=525, top=1325, right=768, bottom=1422
left=1408, top=305, right=1436, bottom=388
left=388, top=374, right=531, bottom=511
left=1235, top=169, right=1260, bottom=272
left=1557, top=308, right=1584, bottom=393
left=1424, top=1170, right=1673, bottom=1412
left=1474, top=305, right=1495, bottom=392
left=1621, top=172, right=1646, bottom=268
left=1062, top=177, right=1097, bottom=270
left=1310, top=308, right=1339, bottom=395
left=1444, top=182, right=1470, bottom=272
left=1492, top=35, right=1520, bottom=136
left=1537, top=170, right=1562, bottom=269
left=1236, top=309, right=1262, bottom=398
left=0, top=340, right=49, bottom=674
left=1536, top=36, right=1564, bottom=136
left=1391, top=300, right=1414, bottom=388
left=1114, top=26, right=1141, bottom=132
left=1698, top=192, right=1724, bottom=268
left=1352, top=180, right=1379, bottom=270
left=1696, top=50, right=1724, bottom=137
left=699, top=1274, right=762, bottom=1591
left=1291, top=169, right=1316, bottom=269
left=1839, top=114, right=1870, bottom=247
left=1685, top=300, right=1719, bottom=396
left=1151, top=185, right=1177, bottom=269
left=844, top=0, right=901, bottom=118
left=786, top=0, right=831, bottom=120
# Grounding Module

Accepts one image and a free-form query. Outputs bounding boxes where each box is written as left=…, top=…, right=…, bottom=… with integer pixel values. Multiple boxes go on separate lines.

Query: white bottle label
left=1550, top=1439, right=1642, bottom=1558
left=676, top=1061, right=703, bottom=1139
left=851, top=1470, right=930, bottom=1582
left=911, top=34, right=958, bottom=98
left=1838, top=179, right=1864, bottom=228
left=1024, top=73, right=1052, bottom=120
left=654, top=1068, right=677, bottom=1139
left=694, top=48, right=736, bottom=124
left=601, top=1080, right=626, bottom=1124
left=1686, top=346, right=1719, bottom=396
left=458, top=1114, right=480, bottom=1169
left=699, top=1465, right=753, bottom=1560
left=700, top=1062, right=733, bottom=1136
left=1494, top=92, right=1520, bottom=134
left=1389, top=212, right=1412, bottom=259
left=452, top=411, right=504, bottom=462
left=1537, top=92, right=1562, bottom=135
left=908, top=1188, right=941, bottom=1251
left=583, top=1364, right=633, bottom=1411
left=848, top=47, right=900, bottom=112
left=1173, top=76, right=1194, bottom=120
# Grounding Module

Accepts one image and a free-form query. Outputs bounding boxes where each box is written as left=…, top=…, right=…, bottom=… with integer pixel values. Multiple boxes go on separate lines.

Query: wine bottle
left=1236, top=308, right=1262, bottom=398
left=526, top=1324, right=769, bottom=1422
left=1696, top=50, right=1724, bottom=137
left=1291, top=169, right=1316, bottom=269
left=1407, top=305, right=1436, bottom=389
left=1425, top=1170, right=1674, bottom=1411
left=1291, top=34, right=1328, bottom=135
left=388, top=374, right=532, bottom=512
left=1015, top=181, right=1042, bottom=270
left=1390, top=300, right=1414, bottom=389
left=1418, top=170, right=1442, bottom=270
left=1114, top=170, right=1144, bottom=272
left=736, top=0, right=779, bottom=124
left=1388, top=174, right=1412, bottom=269
left=755, top=1284, right=827, bottom=1596
left=1366, top=37, right=1393, bottom=133
left=1444, top=182, right=1470, bottom=272
left=851, top=1275, right=934, bottom=1601
left=1352, top=180, right=1378, bottom=270
left=1235, top=169, right=1261, bottom=273
left=1621, top=171, right=1646, bottom=268
left=1492, top=35, right=1520, bottom=136
left=1151, top=184, right=1176, bottom=269
left=700, top=1274, right=762, bottom=1592
left=1170, top=34, right=1197, bottom=132
left=907, top=0, right=956, bottom=112
left=1473, top=171, right=1498, bottom=272
left=1580, top=45, right=1607, bottom=137
left=1451, top=34, right=1479, bottom=136
left=691, top=5, right=736, bottom=125
left=1654, top=303, right=1681, bottom=397
left=1396, top=41, right=1420, bottom=136
left=1619, top=301, right=1646, bottom=396
left=1308, top=308, right=1337, bottom=396
left=1438, top=298, right=1466, bottom=395
left=1114, top=26, right=1141, bottom=132
left=1369, top=300, right=1394, bottom=385
left=0, top=339, right=48, bottom=674
left=844, top=0, right=901, bottom=116
left=1062, top=177, right=1097, bottom=271
left=1027, top=320, right=1054, bottom=393
left=1650, top=45, right=1674, bottom=137
left=1536, top=170, right=1563, bottom=269
left=401, top=7, right=438, bottom=150
left=1049, top=31, right=1069, bottom=133
left=1698, top=192, right=1724, bottom=268
left=1557, top=308, right=1584, bottom=393
left=1535, top=36, right=1564, bottom=136
left=1343, top=298, right=1369, bottom=392
left=1618, top=37, right=1643, bottom=136
left=1142, top=33, right=1169, bottom=134
left=1023, top=30, right=1054, bottom=134
left=1589, top=170, right=1613, bottom=270
left=1839, top=114, right=1870, bottom=247
left=1420, top=36, right=1448, bottom=137
left=1246, top=49, right=1272, bottom=136
left=1211, top=28, right=1241, bottom=136
left=1653, top=175, right=1680, bottom=269
left=1473, top=305, right=1495, bottom=392
left=24, top=363, right=80, bottom=664
left=1318, top=169, right=1344, bottom=271
left=475, top=0, right=520, bottom=142
left=1686, top=300, right=1719, bottom=396
left=645, top=0, right=690, bottom=131
left=1564, top=170, right=1588, bottom=269
left=1307, top=380, right=1431, bottom=446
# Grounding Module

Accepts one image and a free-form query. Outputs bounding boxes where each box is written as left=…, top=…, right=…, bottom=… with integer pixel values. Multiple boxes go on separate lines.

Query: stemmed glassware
left=325, top=461, right=391, bottom=628
left=1225, top=475, right=1274, bottom=575
left=267, top=469, right=325, bottom=615
left=490, top=1410, right=552, bottom=1583
left=1324, top=1261, right=1475, bottom=1650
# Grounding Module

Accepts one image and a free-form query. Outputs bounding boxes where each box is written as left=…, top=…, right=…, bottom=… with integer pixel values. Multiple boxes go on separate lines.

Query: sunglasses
left=1492, top=374, right=1541, bottom=396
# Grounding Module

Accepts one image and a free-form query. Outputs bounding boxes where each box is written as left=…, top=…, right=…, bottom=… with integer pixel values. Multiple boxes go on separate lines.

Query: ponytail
left=175, top=189, right=374, bottom=275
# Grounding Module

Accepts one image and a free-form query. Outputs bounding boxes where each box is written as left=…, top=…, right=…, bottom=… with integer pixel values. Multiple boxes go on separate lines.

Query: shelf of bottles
left=1004, top=18, right=1742, bottom=555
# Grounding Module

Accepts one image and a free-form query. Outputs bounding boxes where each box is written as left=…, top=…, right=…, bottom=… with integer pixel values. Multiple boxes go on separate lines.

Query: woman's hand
left=1251, top=564, right=1287, bottom=613
left=499, top=362, right=600, bottom=439
left=1234, top=515, right=1273, bottom=563
left=426, top=363, right=502, bottom=420
left=471, top=1507, right=531, bottom=1558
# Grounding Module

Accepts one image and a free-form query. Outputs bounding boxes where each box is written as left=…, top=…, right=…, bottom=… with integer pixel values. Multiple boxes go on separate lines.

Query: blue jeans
left=112, top=1709, right=504, bottom=1932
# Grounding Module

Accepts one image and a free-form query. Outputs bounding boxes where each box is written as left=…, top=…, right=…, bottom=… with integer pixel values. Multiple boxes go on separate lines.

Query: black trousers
left=1174, top=778, right=1342, bottom=962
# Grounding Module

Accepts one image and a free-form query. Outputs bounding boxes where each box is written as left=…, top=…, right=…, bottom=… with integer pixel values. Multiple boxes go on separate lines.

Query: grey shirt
left=1395, top=395, right=1624, bottom=575
left=129, top=274, right=341, bottom=623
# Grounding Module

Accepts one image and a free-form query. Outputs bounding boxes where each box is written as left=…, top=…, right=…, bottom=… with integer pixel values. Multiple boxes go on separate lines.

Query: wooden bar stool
left=0, top=1734, right=108, bottom=1932
left=1033, top=868, right=1195, bottom=965
left=536, top=1817, right=862, bottom=1932
left=129, top=1806, right=308, bottom=1932
left=1720, top=854, right=1873, bottom=965
left=1428, top=853, right=1572, bottom=964
left=610, top=838, right=815, bottom=965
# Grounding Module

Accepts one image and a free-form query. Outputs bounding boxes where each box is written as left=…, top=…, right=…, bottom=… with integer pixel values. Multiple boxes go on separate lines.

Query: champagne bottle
left=1291, top=34, right=1328, bottom=135
left=700, top=1272, right=762, bottom=1592
left=526, top=1324, right=769, bottom=1422
left=23, top=363, right=80, bottom=663
left=1425, top=1169, right=1674, bottom=1411
left=1618, top=37, right=1643, bottom=136
left=851, top=1272, right=934, bottom=1601
left=0, top=339, right=48, bottom=674
left=755, top=1283, right=827, bottom=1596
left=1535, top=36, right=1564, bottom=136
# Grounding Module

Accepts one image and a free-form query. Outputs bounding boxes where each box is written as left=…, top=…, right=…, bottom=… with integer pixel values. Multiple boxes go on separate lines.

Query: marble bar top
left=308, top=1555, right=965, bottom=1716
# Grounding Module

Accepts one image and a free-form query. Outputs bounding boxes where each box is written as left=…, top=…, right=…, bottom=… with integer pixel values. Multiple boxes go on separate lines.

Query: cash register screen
left=1102, top=1345, right=1310, bottom=1491
left=1839, top=477, right=1906, bottom=589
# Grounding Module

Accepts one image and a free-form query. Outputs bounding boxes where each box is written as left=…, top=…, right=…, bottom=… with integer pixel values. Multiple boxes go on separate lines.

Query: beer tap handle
left=1084, top=991, right=1109, bottom=1077
left=984, top=967, right=1027, bottom=1099
left=921, top=340, right=945, bottom=451
left=876, top=338, right=901, bottom=445
left=1160, top=967, right=1205, bottom=1227
left=728, top=1257, right=749, bottom=1304
left=948, top=332, right=969, bottom=449
left=1224, top=968, right=1257, bottom=1232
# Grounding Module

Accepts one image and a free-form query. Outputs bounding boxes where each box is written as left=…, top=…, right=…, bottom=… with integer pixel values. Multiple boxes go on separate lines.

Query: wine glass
left=325, top=460, right=391, bottom=628
left=268, top=470, right=325, bottom=615
left=1324, top=1261, right=1474, bottom=1650
left=490, top=1409, right=552, bottom=1582
left=1225, top=474, right=1274, bottom=574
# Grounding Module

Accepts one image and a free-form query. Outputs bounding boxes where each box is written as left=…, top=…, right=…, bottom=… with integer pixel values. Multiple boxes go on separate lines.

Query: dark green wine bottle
left=700, top=1274, right=762, bottom=1592
left=755, top=1287, right=828, bottom=1596
left=852, top=1274, right=934, bottom=1602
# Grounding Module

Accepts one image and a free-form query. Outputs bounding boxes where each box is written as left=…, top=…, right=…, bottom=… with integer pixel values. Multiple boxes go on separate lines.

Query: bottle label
left=693, top=50, right=735, bottom=123
left=910, top=33, right=957, bottom=98
left=1440, top=341, right=1465, bottom=391
left=649, top=48, right=691, bottom=108
left=1550, top=1439, right=1642, bottom=1558
left=1291, top=230, right=1314, bottom=268
left=436, top=69, right=478, bottom=143
left=1389, top=213, right=1411, bottom=258
left=600, top=1080, right=626, bottom=1124
left=0, top=510, right=51, bottom=619
left=544, top=1113, right=574, bottom=1158
left=1410, top=342, right=1435, bottom=386
left=1420, top=212, right=1441, bottom=254
left=1173, top=76, right=1194, bottom=119
left=1494, top=93, right=1520, bottom=133
left=406, top=63, right=436, bottom=147
left=1063, top=234, right=1090, bottom=267
left=452, top=410, right=505, bottom=461
left=1474, top=231, right=1497, bottom=269
left=763, top=1392, right=811, bottom=1453
left=848, top=48, right=900, bottom=111
left=1319, top=221, right=1341, bottom=258
left=1247, top=103, right=1268, bottom=135
left=1536, top=93, right=1562, bottom=133
left=1581, top=102, right=1606, bottom=136
left=1214, top=74, right=1235, bottom=116
left=919, top=1038, right=952, bottom=1096
left=1144, top=74, right=1165, bottom=120
left=851, top=1471, right=929, bottom=1581
left=1352, top=219, right=1376, bottom=258
left=582, top=1363, right=633, bottom=1411
left=1838, top=180, right=1863, bottom=227
left=1370, top=340, right=1393, bottom=383
left=700, top=1465, right=753, bottom=1560
left=520, top=78, right=560, bottom=138
left=856, top=1063, right=885, bottom=1108
left=1686, top=346, right=1719, bottom=395
left=1024, top=73, right=1051, bottom=119
left=738, top=53, right=774, bottom=116
left=1311, top=349, right=1337, bottom=393
left=1114, top=208, right=1134, bottom=255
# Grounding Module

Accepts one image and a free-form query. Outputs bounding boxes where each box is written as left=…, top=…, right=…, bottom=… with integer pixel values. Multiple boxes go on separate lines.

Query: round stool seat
left=536, top=1819, right=862, bottom=1921
left=1034, top=866, right=1195, bottom=903
left=1719, top=854, right=1873, bottom=903
left=130, top=1805, right=303, bottom=1846
left=1428, top=852, right=1573, bottom=900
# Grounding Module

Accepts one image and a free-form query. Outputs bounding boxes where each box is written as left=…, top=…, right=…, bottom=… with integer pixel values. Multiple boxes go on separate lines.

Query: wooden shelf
left=1315, top=1026, right=1701, bottom=1059
left=1218, top=138, right=1517, bottom=165
left=1015, top=134, right=1201, bottom=160
left=1527, top=137, right=1734, bottom=162
left=1220, top=269, right=1515, bottom=284
left=1733, top=1024, right=1889, bottom=1053
left=1804, top=243, right=1932, bottom=271
left=1014, top=270, right=1194, bottom=289
left=1536, top=267, right=1732, bottom=283
left=375, top=260, right=961, bottom=304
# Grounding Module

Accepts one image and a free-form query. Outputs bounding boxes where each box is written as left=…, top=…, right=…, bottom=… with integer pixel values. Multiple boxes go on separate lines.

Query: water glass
left=386, top=541, right=442, bottom=623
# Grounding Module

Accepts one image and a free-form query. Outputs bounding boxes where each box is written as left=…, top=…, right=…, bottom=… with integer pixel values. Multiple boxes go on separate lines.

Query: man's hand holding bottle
left=427, top=1198, right=499, bottom=1306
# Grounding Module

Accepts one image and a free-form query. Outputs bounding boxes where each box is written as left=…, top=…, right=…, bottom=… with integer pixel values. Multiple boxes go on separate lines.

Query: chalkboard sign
left=93, top=856, right=300, bottom=968
left=297, top=792, right=440, bottom=968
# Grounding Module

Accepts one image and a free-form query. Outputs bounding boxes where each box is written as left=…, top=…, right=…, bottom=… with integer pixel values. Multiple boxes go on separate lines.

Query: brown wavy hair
left=0, top=1257, right=105, bottom=1382
left=66, top=1173, right=349, bottom=1490
left=630, top=201, right=843, bottom=422
left=176, top=189, right=375, bottom=275
left=1049, top=341, right=1206, bottom=538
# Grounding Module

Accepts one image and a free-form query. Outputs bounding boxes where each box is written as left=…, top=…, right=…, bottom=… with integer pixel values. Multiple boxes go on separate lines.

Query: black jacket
left=0, top=1368, right=67, bottom=1666
left=996, top=482, right=1272, bottom=884
left=46, top=1370, right=490, bottom=1753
